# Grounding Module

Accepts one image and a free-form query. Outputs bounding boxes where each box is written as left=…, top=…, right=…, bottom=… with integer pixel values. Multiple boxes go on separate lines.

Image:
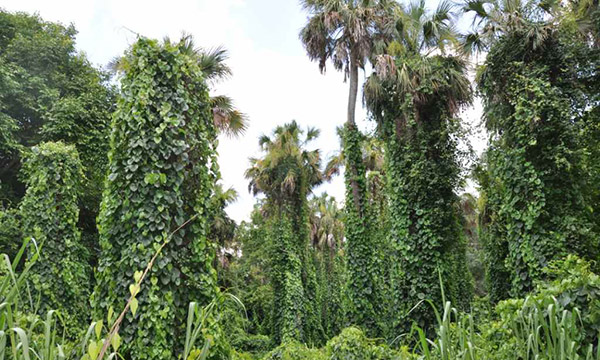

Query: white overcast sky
left=2, top=0, right=485, bottom=223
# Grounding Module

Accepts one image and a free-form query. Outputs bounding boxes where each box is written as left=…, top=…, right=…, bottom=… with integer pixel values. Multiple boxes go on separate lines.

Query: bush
left=326, top=327, right=407, bottom=360
left=231, top=334, right=272, bottom=354
left=532, top=255, right=600, bottom=344
left=262, top=341, right=326, bottom=360
left=480, top=255, right=600, bottom=354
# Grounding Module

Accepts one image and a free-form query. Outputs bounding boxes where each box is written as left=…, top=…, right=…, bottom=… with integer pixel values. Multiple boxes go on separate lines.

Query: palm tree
left=300, top=0, right=396, bottom=128
left=571, top=0, right=599, bottom=46
left=300, top=0, right=398, bottom=224
left=365, top=0, right=470, bottom=114
left=109, top=35, right=248, bottom=137
left=324, top=128, right=384, bottom=179
left=244, top=121, right=325, bottom=344
left=195, top=45, right=249, bottom=137
left=209, top=184, right=238, bottom=247
left=309, top=194, right=345, bottom=253
left=364, top=0, right=474, bottom=329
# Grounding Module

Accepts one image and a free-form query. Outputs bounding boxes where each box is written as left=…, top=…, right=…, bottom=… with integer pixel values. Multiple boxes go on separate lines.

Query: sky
left=2, top=0, right=485, bottom=223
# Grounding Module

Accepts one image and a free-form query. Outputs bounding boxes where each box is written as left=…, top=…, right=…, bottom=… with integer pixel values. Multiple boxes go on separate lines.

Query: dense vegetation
left=0, top=0, right=598, bottom=358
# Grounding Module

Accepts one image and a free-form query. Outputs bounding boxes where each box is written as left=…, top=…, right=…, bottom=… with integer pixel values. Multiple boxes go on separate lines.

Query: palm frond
left=211, top=95, right=248, bottom=138
left=197, top=46, right=232, bottom=83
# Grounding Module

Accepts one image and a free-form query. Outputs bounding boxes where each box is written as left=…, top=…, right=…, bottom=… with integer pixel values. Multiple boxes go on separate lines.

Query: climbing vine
left=92, top=37, right=220, bottom=359
left=342, top=124, right=385, bottom=336
left=245, top=122, right=325, bottom=345
left=268, top=209, right=306, bottom=343
left=367, top=53, right=474, bottom=330
left=309, top=194, right=346, bottom=340
left=478, top=31, right=597, bottom=297
left=20, top=142, right=91, bottom=332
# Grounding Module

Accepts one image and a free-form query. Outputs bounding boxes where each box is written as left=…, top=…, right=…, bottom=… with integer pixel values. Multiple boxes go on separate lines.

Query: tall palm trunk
left=347, top=57, right=359, bottom=127
left=346, top=56, right=363, bottom=214
left=343, top=54, right=382, bottom=335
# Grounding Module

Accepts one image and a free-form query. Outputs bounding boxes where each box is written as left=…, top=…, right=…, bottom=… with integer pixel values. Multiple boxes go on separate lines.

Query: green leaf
left=134, top=270, right=143, bottom=283
left=131, top=298, right=139, bottom=316
left=94, top=320, right=103, bottom=339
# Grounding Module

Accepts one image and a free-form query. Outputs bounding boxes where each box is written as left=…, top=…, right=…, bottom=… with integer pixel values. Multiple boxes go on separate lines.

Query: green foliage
left=325, top=327, right=406, bottom=360
left=458, top=193, right=487, bottom=297
left=181, top=296, right=235, bottom=360
left=19, top=142, right=90, bottom=332
left=396, top=259, right=600, bottom=360
left=0, top=239, right=74, bottom=360
left=0, top=10, right=114, bottom=248
left=209, top=184, right=238, bottom=252
left=263, top=342, right=326, bottom=360
left=409, top=297, right=600, bottom=360
left=268, top=213, right=306, bottom=344
left=308, top=195, right=345, bottom=339
left=478, top=30, right=598, bottom=298
left=475, top=170, right=512, bottom=303
left=245, top=122, right=325, bottom=345
left=533, top=255, right=600, bottom=345
left=0, top=206, right=22, bottom=260
left=223, top=207, right=274, bottom=338
left=262, top=341, right=326, bottom=360
left=342, top=124, right=385, bottom=336
left=1, top=7, right=600, bottom=360
left=92, top=36, right=219, bottom=359
left=260, top=327, right=412, bottom=360
left=368, top=51, right=474, bottom=329
left=313, top=247, right=345, bottom=340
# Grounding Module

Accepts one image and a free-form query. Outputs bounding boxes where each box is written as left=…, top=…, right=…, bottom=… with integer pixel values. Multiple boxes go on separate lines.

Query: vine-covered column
left=92, top=37, right=220, bottom=359
left=342, top=124, right=382, bottom=335
left=367, top=54, right=474, bottom=331
left=478, top=33, right=597, bottom=297
left=20, top=142, right=91, bottom=332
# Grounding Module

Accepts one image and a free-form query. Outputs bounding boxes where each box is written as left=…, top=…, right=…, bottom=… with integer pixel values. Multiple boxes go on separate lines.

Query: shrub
left=326, top=327, right=407, bottom=360
left=534, top=255, right=600, bottom=344
left=262, top=341, right=326, bottom=360
left=231, top=334, right=272, bottom=354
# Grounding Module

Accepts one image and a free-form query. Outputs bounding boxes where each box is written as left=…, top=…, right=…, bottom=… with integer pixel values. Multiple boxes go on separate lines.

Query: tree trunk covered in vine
left=342, top=56, right=384, bottom=335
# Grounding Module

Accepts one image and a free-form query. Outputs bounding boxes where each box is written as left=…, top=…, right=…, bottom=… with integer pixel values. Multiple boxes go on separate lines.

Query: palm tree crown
left=300, top=0, right=397, bottom=126
left=309, top=194, right=345, bottom=252
left=461, top=0, right=561, bottom=52
left=245, top=121, right=323, bottom=205
left=300, top=0, right=395, bottom=76
left=365, top=0, right=471, bottom=122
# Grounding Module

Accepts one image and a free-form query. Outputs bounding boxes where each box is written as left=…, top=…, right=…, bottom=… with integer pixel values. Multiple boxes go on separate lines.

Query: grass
left=1, top=239, right=598, bottom=359
left=0, top=233, right=238, bottom=360
left=411, top=297, right=600, bottom=360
